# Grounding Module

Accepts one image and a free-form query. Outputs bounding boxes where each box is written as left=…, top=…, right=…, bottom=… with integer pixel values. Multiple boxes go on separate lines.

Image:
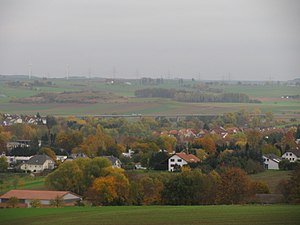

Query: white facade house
left=102, top=156, right=122, bottom=168
left=282, top=150, right=300, bottom=162
left=168, top=152, right=200, bottom=172
left=20, top=155, right=55, bottom=173
left=263, top=154, right=281, bottom=170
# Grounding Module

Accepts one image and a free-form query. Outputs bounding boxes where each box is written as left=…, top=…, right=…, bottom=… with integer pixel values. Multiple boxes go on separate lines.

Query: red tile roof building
left=0, top=190, right=81, bottom=208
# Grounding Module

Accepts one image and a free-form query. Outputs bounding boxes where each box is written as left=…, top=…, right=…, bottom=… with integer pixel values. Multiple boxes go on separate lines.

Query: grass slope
left=0, top=174, right=46, bottom=195
left=1, top=205, right=300, bottom=225
left=250, top=170, right=291, bottom=193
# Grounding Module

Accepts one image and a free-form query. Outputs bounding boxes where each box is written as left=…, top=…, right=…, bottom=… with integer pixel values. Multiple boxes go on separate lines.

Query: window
left=170, top=159, right=175, bottom=162
left=290, top=153, right=292, bottom=156
left=286, top=153, right=288, bottom=156
left=264, top=164, right=268, bottom=169
left=267, top=159, right=269, bottom=161
left=178, top=159, right=182, bottom=162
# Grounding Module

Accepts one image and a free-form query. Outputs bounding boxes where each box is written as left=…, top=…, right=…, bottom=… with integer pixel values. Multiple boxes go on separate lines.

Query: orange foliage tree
left=216, top=167, right=252, bottom=204
left=193, top=135, right=216, bottom=155
left=86, top=168, right=129, bottom=205
left=80, top=125, right=114, bottom=157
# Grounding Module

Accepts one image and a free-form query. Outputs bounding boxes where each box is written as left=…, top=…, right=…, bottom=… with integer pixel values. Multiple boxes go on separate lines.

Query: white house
left=263, top=154, right=282, bottom=170
left=5, top=155, right=31, bottom=168
left=102, top=155, right=122, bottom=168
left=0, top=190, right=81, bottom=208
left=20, top=155, right=55, bottom=173
left=168, top=152, right=200, bottom=172
left=282, top=150, right=300, bottom=162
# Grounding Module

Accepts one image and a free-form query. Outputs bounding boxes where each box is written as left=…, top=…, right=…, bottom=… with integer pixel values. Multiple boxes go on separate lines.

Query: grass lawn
left=0, top=174, right=46, bottom=195
left=250, top=170, right=291, bottom=194
left=0, top=205, right=299, bottom=225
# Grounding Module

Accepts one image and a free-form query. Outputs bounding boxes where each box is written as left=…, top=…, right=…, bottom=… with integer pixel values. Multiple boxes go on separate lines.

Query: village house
left=102, top=155, right=122, bottom=168
left=6, top=140, right=31, bottom=151
left=5, top=155, right=31, bottom=168
left=168, top=152, right=200, bottom=172
left=263, top=154, right=282, bottom=170
left=281, top=149, right=300, bottom=162
left=0, top=190, right=81, bottom=208
left=20, top=155, right=55, bottom=173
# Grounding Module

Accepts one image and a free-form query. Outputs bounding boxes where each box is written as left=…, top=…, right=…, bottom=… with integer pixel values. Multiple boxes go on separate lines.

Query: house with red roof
left=0, top=190, right=81, bottom=208
left=168, top=152, right=200, bottom=172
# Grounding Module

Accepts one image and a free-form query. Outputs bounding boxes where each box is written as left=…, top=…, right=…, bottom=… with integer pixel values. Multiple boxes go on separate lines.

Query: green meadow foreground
left=1, top=205, right=300, bottom=225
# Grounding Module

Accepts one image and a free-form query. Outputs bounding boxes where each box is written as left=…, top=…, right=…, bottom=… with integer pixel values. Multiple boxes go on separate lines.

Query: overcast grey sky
left=0, top=0, right=299, bottom=80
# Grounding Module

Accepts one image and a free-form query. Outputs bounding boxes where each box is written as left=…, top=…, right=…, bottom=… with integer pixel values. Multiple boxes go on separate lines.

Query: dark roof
left=290, top=149, right=300, bottom=157
left=102, top=155, right=121, bottom=165
left=263, top=154, right=282, bottom=162
left=284, top=149, right=300, bottom=157
left=26, top=155, right=53, bottom=165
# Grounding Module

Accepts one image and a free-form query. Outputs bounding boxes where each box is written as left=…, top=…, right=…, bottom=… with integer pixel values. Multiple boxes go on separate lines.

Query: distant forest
left=135, top=88, right=261, bottom=103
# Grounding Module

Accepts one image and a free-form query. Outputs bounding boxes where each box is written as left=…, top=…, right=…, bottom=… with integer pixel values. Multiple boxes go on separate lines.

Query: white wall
left=263, top=156, right=280, bottom=170
left=168, top=155, right=187, bottom=172
left=282, top=152, right=298, bottom=162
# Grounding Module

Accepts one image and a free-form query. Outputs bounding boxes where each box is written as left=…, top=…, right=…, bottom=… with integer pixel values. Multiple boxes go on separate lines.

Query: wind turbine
left=28, top=63, right=32, bottom=80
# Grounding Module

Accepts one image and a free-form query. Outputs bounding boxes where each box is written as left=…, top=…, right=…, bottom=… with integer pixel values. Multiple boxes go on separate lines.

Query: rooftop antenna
left=66, top=64, right=70, bottom=80
left=28, top=64, right=32, bottom=80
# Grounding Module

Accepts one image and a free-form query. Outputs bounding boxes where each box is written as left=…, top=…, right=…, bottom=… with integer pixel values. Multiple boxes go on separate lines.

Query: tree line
left=134, top=88, right=261, bottom=103
left=45, top=158, right=272, bottom=206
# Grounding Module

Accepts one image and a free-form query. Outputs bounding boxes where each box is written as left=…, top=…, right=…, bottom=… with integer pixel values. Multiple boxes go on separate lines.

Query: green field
left=0, top=78, right=299, bottom=119
left=1, top=205, right=299, bottom=225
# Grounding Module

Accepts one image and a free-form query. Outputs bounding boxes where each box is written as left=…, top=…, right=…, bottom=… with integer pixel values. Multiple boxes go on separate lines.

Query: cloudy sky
left=0, top=0, right=299, bottom=80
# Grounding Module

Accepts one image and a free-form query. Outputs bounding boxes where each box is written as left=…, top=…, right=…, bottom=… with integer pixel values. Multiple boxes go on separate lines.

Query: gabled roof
left=174, top=152, right=200, bottom=163
left=284, top=149, right=300, bottom=157
left=26, top=155, right=53, bottom=165
left=102, top=155, right=121, bottom=165
left=0, top=190, right=81, bottom=200
left=263, top=154, right=282, bottom=163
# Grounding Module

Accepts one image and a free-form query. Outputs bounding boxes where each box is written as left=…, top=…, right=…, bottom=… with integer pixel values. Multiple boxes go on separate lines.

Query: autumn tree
left=216, top=167, right=252, bottom=204
left=55, top=130, right=83, bottom=154
left=7, top=123, right=37, bottom=140
left=79, top=125, right=113, bottom=157
left=281, top=129, right=297, bottom=151
left=86, top=168, right=129, bottom=205
left=157, top=135, right=177, bottom=153
left=278, top=166, right=300, bottom=203
left=193, top=135, right=216, bottom=155
left=46, top=157, right=112, bottom=195
left=162, top=170, right=214, bottom=205
left=0, top=156, right=8, bottom=172
left=7, top=196, right=19, bottom=208
left=245, top=129, right=262, bottom=150
left=0, top=127, right=11, bottom=153
left=30, top=199, right=41, bottom=208
left=262, top=144, right=281, bottom=157
left=50, top=195, right=64, bottom=207
left=136, top=175, right=164, bottom=205
left=45, top=115, right=57, bottom=145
